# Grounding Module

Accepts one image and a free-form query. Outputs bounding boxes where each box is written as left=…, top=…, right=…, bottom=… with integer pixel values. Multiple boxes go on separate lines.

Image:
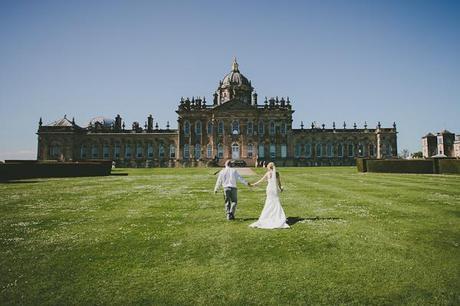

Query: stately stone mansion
left=37, top=59, right=398, bottom=167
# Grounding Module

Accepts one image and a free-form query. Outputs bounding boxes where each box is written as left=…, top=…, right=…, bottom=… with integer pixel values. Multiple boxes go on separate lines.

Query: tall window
left=184, top=121, right=190, bottom=136
left=327, top=143, right=333, bottom=157
left=338, top=144, right=343, bottom=158
left=80, top=145, right=87, bottom=159
left=281, top=122, right=287, bottom=135
left=247, top=121, right=253, bottom=135
left=147, top=143, right=153, bottom=158
left=114, top=144, right=120, bottom=159
left=305, top=143, right=312, bottom=158
left=125, top=144, right=131, bottom=158
left=207, top=121, right=213, bottom=135
left=183, top=144, right=189, bottom=159
left=358, top=144, right=364, bottom=157
left=348, top=144, right=354, bottom=157
left=269, top=121, right=276, bottom=135
left=295, top=143, right=301, bottom=158
left=281, top=144, right=287, bottom=158
left=217, top=143, right=224, bottom=159
left=103, top=144, right=110, bottom=159
left=387, top=144, right=392, bottom=156
left=316, top=143, right=322, bottom=158
left=169, top=144, right=176, bottom=159
left=218, top=121, right=224, bottom=134
left=258, top=144, right=265, bottom=158
left=232, top=120, right=239, bottom=135
left=270, top=144, right=276, bottom=159
left=136, top=144, right=143, bottom=158
left=195, top=144, right=201, bottom=159
left=247, top=143, right=254, bottom=158
left=207, top=144, right=212, bottom=158
left=159, top=144, right=165, bottom=158
left=50, top=144, right=60, bottom=158
left=195, top=121, right=202, bottom=135
left=258, top=120, right=264, bottom=135
left=369, top=143, right=375, bottom=157
left=91, top=144, right=98, bottom=159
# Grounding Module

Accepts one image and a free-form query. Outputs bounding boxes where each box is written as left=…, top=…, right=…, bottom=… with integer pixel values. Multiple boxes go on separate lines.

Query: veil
left=267, top=165, right=278, bottom=196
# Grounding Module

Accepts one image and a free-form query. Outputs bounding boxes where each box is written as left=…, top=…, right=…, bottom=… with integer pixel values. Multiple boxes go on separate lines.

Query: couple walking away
left=214, top=160, right=290, bottom=229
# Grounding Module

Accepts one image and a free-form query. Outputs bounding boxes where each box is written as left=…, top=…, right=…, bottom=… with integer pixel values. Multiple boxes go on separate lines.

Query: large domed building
left=37, top=59, right=398, bottom=167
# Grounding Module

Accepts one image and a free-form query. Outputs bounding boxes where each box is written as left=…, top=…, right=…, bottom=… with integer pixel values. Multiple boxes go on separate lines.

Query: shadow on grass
left=0, top=180, right=41, bottom=184
left=287, top=216, right=343, bottom=225
left=110, top=173, right=129, bottom=176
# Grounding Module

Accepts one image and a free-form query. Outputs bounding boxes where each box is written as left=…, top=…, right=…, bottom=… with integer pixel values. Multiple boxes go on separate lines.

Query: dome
left=88, top=116, right=115, bottom=128
left=221, top=58, right=251, bottom=88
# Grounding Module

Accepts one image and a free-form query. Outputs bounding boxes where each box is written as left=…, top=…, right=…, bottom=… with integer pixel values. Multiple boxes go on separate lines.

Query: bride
left=250, top=162, right=290, bottom=229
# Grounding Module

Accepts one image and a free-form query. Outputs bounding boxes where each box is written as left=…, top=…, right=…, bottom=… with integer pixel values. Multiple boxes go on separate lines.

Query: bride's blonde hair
left=267, top=162, right=275, bottom=170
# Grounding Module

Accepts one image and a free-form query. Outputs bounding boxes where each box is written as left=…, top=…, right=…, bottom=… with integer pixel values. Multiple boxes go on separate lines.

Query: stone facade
left=422, top=130, right=458, bottom=158
left=37, top=59, right=398, bottom=167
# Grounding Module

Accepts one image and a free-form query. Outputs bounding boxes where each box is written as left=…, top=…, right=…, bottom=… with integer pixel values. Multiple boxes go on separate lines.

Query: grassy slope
left=0, top=167, right=459, bottom=305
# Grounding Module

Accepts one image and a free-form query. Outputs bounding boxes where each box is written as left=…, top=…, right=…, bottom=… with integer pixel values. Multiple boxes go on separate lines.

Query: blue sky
left=0, top=0, right=459, bottom=160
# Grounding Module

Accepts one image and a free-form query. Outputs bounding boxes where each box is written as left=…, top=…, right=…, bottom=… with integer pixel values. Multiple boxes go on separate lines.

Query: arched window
left=184, top=121, right=190, bottom=136
left=327, top=143, right=333, bottom=157
left=147, top=143, right=154, bottom=158
left=258, top=120, right=264, bottom=135
left=269, top=121, right=276, bottom=135
left=338, top=144, right=344, bottom=158
left=247, top=143, right=254, bottom=158
left=195, top=144, right=201, bottom=159
left=125, top=144, right=131, bottom=158
left=136, top=143, right=143, bottom=158
left=218, top=121, right=224, bottom=135
left=247, top=121, right=253, bottom=135
left=103, top=144, right=110, bottom=159
left=207, top=144, right=212, bottom=158
left=50, top=144, right=60, bottom=158
left=295, top=143, right=301, bottom=158
left=348, top=143, right=354, bottom=157
left=369, top=143, right=375, bottom=157
left=358, top=143, right=364, bottom=157
left=270, top=144, right=276, bottom=159
left=207, top=121, right=213, bottom=135
left=80, top=145, right=87, bottom=159
left=195, top=121, right=202, bottom=135
left=217, top=143, right=224, bottom=159
left=281, top=122, right=287, bottom=134
left=305, top=143, right=312, bottom=158
left=316, top=143, right=322, bottom=158
left=114, top=143, right=120, bottom=159
left=169, top=144, right=176, bottom=159
left=232, top=120, right=239, bottom=135
left=281, top=144, right=287, bottom=158
left=183, top=144, right=189, bottom=159
left=91, top=144, right=98, bottom=159
left=159, top=144, right=165, bottom=158
left=258, top=144, right=265, bottom=158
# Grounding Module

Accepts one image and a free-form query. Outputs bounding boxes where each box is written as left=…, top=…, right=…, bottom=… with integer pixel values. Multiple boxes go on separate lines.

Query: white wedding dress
left=250, top=167, right=290, bottom=229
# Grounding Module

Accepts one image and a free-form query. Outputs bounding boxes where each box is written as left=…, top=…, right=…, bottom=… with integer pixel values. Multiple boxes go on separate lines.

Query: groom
left=214, top=159, right=251, bottom=220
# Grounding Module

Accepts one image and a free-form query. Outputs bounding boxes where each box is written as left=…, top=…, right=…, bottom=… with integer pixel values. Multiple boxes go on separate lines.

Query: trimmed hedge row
left=0, top=160, right=113, bottom=180
left=357, top=158, right=460, bottom=174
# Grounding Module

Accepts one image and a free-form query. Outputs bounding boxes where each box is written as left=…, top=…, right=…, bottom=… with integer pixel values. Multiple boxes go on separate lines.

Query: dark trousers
left=224, top=187, right=238, bottom=216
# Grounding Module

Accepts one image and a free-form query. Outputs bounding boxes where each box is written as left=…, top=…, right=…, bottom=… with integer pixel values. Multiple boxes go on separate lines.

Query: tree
left=411, top=151, right=423, bottom=159
left=399, top=149, right=410, bottom=159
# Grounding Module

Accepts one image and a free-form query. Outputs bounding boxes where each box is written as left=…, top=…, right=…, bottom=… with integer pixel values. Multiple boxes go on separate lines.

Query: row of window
left=294, top=143, right=392, bottom=158
left=49, top=142, right=393, bottom=160
left=79, top=144, right=176, bottom=159
left=183, top=120, right=288, bottom=136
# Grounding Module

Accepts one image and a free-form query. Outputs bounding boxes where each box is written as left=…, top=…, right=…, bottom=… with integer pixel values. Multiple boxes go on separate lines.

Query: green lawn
left=1, top=167, right=459, bottom=305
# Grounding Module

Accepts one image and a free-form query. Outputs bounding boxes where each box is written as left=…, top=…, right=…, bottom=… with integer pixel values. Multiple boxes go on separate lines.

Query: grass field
left=0, top=167, right=459, bottom=305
